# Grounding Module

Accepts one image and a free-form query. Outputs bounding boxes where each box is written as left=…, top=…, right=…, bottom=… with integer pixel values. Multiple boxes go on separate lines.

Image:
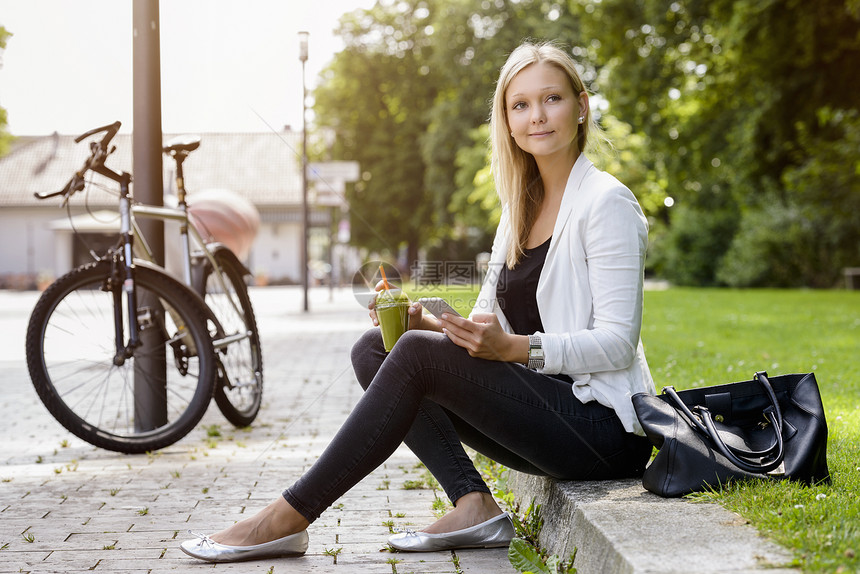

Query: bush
left=657, top=204, right=738, bottom=286
left=716, top=201, right=814, bottom=288
left=717, top=190, right=859, bottom=288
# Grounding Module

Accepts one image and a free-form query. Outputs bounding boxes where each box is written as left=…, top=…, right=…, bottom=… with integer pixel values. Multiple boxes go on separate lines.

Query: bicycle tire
left=25, top=260, right=216, bottom=453
left=199, top=248, right=263, bottom=427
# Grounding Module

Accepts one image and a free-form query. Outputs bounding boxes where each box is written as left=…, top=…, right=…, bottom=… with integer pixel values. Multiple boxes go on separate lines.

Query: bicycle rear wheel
left=25, top=260, right=216, bottom=453
left=199, top=249, right=263, bottom=427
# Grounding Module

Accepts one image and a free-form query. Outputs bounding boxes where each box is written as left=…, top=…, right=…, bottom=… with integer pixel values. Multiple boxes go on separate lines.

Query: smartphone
left=418, top=297, right=462, bottom=318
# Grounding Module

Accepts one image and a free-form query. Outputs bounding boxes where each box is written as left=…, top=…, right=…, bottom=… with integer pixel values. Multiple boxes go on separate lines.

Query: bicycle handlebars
left=73, top=121, right=121, bottom=145
left=35, top=121, right=123, bottom=202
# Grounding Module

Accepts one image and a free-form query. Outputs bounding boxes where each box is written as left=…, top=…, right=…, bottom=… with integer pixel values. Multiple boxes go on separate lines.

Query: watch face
left=530, top=348, right=544, bottom=358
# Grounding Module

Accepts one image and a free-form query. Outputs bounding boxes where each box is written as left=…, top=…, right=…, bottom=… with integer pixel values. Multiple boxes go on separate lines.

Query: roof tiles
left=0, top=131, right=304, bottom=208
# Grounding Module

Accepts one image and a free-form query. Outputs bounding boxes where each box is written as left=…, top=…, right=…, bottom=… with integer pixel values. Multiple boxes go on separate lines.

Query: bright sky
left=0, top=0, right=376, bottom=135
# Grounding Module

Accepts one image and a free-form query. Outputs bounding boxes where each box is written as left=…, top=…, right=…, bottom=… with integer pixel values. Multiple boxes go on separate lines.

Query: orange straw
left=379, top=264, right=391, bottom=291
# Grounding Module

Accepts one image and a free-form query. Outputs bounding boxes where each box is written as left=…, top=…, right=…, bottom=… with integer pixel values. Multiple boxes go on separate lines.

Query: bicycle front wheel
left=25, top=261, right=216, bottom=453
left=200, top=249, right=263, bottom=427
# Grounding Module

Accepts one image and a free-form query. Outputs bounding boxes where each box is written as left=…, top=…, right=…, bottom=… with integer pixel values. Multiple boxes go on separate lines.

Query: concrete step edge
left=507, top=472, right=799, bottom=574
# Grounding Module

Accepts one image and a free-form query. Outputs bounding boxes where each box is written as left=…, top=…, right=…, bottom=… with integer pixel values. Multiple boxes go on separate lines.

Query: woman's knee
left=387, top=329, right=442, bottom=360
left=384, top=330, right=457, bottom=378
left=353, top=329, right=449, bottom=391
left=351, top=329, right=385, bottom=390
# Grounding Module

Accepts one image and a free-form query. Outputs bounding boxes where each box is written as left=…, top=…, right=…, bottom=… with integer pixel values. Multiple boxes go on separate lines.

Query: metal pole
left=299, top=31, right=309, bottom=312
left=132, top=0, right=166, bottom=430
left=329, top=206, right=335, bottom=301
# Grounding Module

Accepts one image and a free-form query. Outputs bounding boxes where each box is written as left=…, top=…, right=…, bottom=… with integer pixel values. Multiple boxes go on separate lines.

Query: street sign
left=308, top=161, right=360, bottom=183
left=313, top=180, right=347, bottom=206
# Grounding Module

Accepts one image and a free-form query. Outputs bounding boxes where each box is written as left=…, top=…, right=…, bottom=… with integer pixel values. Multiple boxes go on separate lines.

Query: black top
left=496, top=236, right=551, bottom=336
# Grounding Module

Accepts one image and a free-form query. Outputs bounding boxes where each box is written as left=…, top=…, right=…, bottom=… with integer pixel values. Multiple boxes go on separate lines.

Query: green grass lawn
left=409, top=285, right=860, bottom=573
left=643, top=288, right=859, bottom=573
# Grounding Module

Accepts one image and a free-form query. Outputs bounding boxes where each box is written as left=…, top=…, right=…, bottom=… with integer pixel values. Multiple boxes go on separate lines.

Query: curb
left=508, top=472, right=800, bottom=574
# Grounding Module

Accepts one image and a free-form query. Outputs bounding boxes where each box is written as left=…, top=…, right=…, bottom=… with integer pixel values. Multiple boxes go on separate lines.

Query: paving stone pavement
left=0, top=286, right=516, bottom=574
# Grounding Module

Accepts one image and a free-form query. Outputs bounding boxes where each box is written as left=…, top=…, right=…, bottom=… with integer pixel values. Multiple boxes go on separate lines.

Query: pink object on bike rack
left=186, top=188, right=260, bottom=261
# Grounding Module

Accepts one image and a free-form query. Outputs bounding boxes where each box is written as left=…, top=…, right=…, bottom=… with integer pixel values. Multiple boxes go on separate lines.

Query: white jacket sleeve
left=539, top=184, right=648, bottom=376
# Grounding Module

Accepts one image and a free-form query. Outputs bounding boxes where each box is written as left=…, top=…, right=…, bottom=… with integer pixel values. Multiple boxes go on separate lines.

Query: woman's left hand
left=366, top=281, right=434, bottom=332
left=439, top=312, right=522, bottom=362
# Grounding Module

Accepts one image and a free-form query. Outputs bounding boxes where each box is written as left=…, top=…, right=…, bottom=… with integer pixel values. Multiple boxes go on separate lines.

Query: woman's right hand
left=439, top=312, right=526, bottom=362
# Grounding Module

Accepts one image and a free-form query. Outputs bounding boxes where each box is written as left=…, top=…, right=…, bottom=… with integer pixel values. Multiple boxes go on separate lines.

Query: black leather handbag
left=632, top=371, right=830, bottom=497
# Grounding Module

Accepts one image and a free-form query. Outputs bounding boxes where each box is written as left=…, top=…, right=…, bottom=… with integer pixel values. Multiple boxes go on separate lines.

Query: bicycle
left=25, top=121, right=262, bottom=453
left=25, top=122, right=216, bottom=453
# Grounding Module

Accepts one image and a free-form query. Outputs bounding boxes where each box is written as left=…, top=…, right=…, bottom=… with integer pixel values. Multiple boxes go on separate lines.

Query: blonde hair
left=490, top=41, right=602, bottom=268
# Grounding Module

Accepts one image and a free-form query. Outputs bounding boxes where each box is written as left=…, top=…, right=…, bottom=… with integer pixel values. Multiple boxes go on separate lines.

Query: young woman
left=181, top=40, right=655, bottom=563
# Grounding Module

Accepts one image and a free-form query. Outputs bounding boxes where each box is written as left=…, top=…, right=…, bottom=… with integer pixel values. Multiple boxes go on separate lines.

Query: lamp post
left=132, top=0, right=166, bottom=429
left=298, top=31, right=309, bottom=312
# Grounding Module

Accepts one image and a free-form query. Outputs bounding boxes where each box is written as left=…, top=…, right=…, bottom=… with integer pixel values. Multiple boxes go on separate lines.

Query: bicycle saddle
left=163, top=135, right=201, bottom=154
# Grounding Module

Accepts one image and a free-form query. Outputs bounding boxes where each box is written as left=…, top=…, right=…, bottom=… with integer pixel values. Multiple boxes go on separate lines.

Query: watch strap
left=527, top=334, right=544, bottom=370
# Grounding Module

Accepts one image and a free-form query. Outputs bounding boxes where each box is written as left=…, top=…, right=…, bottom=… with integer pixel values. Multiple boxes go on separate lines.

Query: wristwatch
left=527, top=334, right=544, bottom=370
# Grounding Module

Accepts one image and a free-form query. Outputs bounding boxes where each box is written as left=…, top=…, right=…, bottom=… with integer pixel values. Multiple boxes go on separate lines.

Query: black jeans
left=282, top=329, right=651, bottom=523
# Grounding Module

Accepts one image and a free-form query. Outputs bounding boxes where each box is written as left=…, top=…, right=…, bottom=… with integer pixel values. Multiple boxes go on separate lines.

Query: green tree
left=310, top=0, right=860, bottom=288
left=450, top=124, right=500, bottom=254
left=0, top=26, right=13, bottom=156
left=583, top=0, right=860, bottom=286
left=313, top=1, right=440, bottom=268
left=717, top=109, right=860, bottom=287
left=421, top=0, right=578, bottom=260
left=711, top=0, right=860, bottom=286
left=314, top=0, right=583, bottom=268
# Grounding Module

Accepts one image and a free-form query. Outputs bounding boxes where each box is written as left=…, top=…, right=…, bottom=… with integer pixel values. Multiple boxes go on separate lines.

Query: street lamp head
left=298, top=31, right=309, bottom=62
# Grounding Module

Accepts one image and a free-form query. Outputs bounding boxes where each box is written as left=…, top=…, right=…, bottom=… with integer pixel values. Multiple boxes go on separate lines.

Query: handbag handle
left=663, top=386, right=708, bottom=434
left=664, top=372, right=784, bottom=457
left=707, top=371, right=784, bottom=460
left=663, top=371, right=786, bottom=473
left=699, top=403, right=784, bottom=473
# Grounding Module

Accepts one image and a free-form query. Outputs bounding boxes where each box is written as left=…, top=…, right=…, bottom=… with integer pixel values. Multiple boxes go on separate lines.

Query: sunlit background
left=0, top=0, right=375, bottom=134
left=0, top=0, right=857, bottom=291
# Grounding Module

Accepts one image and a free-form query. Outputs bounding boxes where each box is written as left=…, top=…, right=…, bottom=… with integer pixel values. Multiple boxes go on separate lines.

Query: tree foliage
left=0, top=26, right=13, bottom=156
left=314, top=0, right=579, bottom=269
left=313, top=1, right=439, bottom=266
left=312, top=0, right=860, bottom=287
left=587, top=0, right=860, bottom=286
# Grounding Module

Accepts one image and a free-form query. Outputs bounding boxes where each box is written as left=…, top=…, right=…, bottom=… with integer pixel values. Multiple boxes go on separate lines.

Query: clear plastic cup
left=376, top=289, right=410, bottom=352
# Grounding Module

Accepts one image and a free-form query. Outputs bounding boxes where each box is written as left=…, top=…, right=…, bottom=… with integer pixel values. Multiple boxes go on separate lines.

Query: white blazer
left=471, top=154, right=655, bottom=435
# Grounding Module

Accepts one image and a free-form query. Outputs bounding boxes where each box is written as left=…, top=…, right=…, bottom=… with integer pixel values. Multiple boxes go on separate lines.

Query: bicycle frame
left=131, top=203, right=196, bottom=285
left=130, top=194, right=251, bottom=353
left=38, top=121, right=250, bottom=360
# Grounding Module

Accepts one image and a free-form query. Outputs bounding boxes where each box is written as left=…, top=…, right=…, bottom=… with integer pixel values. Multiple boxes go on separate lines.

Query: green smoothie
left=376, top=289, right=410, bottom=352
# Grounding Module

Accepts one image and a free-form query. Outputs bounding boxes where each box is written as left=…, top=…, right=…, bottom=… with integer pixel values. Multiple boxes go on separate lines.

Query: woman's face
left=505, top=61, right=587, bottom=161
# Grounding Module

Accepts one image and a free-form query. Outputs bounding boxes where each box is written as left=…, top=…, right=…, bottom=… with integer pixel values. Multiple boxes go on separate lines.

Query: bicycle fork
left=109, top=171, right=142, bottom=366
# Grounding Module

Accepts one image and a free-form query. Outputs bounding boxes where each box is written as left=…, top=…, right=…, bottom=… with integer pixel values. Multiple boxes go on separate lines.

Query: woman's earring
left=511, top=132, right=515, bottom=137
left=578, top=116, right=584, bottom=124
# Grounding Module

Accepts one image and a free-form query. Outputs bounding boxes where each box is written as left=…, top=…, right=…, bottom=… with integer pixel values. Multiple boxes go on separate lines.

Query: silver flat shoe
left=179, top=529, right=308, bottom=563
left=388, top=512, right=514, bottom=552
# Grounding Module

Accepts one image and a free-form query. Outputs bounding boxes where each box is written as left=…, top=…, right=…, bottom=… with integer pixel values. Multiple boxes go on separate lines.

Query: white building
left=0, top=129, right=357, bottom=289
